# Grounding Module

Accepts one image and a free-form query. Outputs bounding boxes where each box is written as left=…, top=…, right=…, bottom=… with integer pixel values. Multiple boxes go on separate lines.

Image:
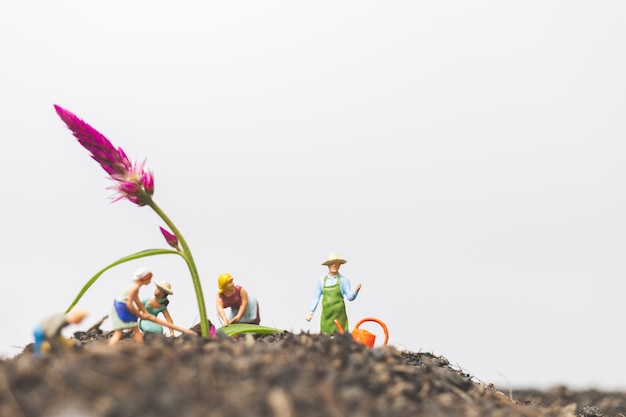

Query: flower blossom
left=160, top=226, right=179, bottom=249
left=54, top=105, right=154, bottom=206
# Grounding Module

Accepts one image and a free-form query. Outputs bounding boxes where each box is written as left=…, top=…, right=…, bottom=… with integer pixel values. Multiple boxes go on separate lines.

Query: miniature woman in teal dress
left=139, top=281, right=176, bottom=336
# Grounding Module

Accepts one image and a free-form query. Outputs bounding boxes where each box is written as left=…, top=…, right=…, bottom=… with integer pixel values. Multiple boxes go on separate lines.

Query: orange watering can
left=334, top=317, right=389, bottom=348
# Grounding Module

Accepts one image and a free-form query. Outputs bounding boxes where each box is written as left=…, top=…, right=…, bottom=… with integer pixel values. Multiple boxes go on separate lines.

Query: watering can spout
left=333, top=319, right=345, bottom=334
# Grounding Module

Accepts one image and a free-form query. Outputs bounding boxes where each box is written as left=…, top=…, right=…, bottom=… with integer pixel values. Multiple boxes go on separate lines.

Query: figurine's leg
left=33, top=326, right=45, bottom=355
left=108, top=330, right=123, bottom=346
left=132, top=326, right=144, bottom=344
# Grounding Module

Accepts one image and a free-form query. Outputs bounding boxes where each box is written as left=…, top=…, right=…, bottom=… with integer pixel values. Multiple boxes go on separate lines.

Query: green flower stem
left=146, top=198, right=209, bottom=337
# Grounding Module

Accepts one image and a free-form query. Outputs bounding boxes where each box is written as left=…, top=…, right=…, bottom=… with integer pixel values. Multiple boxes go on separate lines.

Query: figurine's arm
left=231, top=288, right=249, bottom=324
left=306, top=279, right=323, bottom=321
left=216, top=293, right=230, bottom=325
left=127, top=284, right=152, bottom=320
left=341, top=277, right=361, bottom=301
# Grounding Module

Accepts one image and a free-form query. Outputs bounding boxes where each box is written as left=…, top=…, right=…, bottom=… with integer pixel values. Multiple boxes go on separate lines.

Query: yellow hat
left=218, top=273, right=233, bottom=293
left=321, top=252, right=347, bottom=266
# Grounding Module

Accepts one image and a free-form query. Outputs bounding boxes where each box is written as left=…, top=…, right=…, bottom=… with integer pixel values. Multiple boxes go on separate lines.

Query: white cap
left=134, top=267, right=152, bottom=281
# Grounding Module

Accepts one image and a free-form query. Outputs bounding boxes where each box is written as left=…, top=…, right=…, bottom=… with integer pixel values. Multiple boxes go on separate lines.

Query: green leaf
left=217, top=323, right=284, bottom=337
left=66, top=248, right=181, bottom=313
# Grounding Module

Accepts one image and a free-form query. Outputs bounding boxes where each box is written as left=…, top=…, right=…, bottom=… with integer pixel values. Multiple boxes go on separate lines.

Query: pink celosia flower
left=160, top=226, right=179, bottom=249
left=57, top=105, right=212, bottom=338
left=54, top=105, right=154, bottom=206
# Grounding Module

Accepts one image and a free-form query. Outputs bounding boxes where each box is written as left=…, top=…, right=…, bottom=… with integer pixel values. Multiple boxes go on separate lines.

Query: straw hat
left=321, top=252, right=347, bottom=266
left=218, top=273, right=233, bottom=293
left=155, top=281, right=173, bottom=295
left=134, top=267, right=152, bottom=281
left=66, top=306, right=88, bottom=323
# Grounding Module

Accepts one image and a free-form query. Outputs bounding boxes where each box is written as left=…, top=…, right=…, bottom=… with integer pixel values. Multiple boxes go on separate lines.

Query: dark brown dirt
left=1, top=326, right=625, bottom=417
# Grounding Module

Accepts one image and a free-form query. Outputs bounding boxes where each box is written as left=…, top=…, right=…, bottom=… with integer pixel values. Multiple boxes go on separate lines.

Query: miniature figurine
left=108, top=267, right=158, bottom=346
left=216, top=273, right=261, bottom=325
left=33, top=307, right=88, bottom=355
left=139, top=281, right=177, bottom=336
left=305, top=252, right=361, bottom=334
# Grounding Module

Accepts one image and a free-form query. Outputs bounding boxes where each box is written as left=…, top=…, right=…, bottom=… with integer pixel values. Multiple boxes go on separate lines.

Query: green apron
left=321, top=275, right=349, bottom=334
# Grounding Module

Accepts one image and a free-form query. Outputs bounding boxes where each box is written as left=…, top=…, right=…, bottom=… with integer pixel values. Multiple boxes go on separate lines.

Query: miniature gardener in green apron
left=306, top=252, right=361, bottom=334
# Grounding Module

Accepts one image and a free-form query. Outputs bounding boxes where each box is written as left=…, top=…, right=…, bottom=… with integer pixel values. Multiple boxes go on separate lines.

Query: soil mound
left=1, top=329, right=625, bottom=417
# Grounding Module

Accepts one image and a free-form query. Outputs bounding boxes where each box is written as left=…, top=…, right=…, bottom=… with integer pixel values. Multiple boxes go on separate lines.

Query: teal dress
left=139, top=297, right=168, bottom=333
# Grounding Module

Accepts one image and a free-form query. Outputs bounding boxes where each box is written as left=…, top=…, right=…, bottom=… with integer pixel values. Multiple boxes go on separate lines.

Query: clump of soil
left=1, top=324, right=625, bottom=417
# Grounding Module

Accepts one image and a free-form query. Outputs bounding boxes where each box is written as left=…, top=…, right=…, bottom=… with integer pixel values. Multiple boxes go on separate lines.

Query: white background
left=1, top=1, right=625, bottom=390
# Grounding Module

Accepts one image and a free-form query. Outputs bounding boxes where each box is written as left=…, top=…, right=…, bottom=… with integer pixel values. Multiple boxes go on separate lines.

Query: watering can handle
left=354, top=317, right=389, bottom=346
